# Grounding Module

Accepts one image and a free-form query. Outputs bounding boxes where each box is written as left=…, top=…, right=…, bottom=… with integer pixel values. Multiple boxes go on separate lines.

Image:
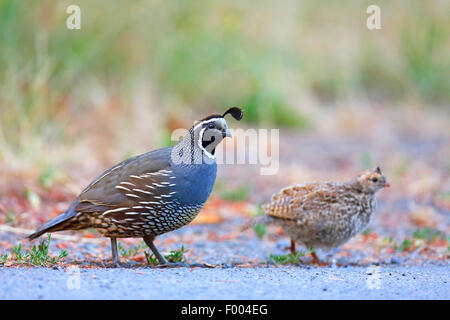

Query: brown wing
left=262, top=182, right=348, bottom=220
left=76, top=168, right=180, bottom=236
left=262, top=183, right=319, bottom=219
left=74, top=147, right=177, bottom=219
left=28, top=147, right=176, bottom=239
left=295, top=184, right=343, bottom=213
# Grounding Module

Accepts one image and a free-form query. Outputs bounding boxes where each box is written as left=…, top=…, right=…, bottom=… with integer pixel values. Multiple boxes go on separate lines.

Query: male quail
left=242, top=167, right=390, bottom=264
left=28, top=107, right=243, bottom=266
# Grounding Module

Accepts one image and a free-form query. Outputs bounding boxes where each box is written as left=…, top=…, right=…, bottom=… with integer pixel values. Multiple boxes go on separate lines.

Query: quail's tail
left=240, top=215, right=274, bottom=232
left=27, top=202, right=78, bottom=240
left=27, top=218, right=64, bottom=240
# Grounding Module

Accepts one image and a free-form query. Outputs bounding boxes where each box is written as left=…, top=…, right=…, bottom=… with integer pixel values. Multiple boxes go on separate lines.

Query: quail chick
left=242, top=167, right=390, bottom=264
left=28, top=107, right=243, bottom=267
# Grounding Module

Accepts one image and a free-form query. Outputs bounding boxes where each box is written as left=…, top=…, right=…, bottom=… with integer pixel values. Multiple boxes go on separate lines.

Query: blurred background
left=0, top=0, right=449, bottom=263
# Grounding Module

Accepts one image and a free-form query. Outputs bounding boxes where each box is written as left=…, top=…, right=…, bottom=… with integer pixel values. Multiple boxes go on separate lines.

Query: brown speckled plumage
left=242, top=167, right=389, bottom=261
left=61, top=168, right=201, bottom=238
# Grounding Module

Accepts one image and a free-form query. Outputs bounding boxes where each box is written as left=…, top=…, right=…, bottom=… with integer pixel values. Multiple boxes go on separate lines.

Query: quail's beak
left=223, top=128, right=232, bottom=138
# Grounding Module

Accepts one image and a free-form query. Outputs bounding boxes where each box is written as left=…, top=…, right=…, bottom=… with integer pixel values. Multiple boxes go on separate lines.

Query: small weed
left=413, top=227, right=432, bottom=239
left=144, top=245, right=186, bottom=265
left=428, top=231, right=442, bottom=243
left=270, top=251, right=305, bottom=265
left=165, top=245, right=186, bottom=263
left=412, top=227, right=443, bottom=243
left=0, top=254, right=8, bottom=264
left=362, top=228, right=372, bottom=236
left=398, top=239, right=414, bottom=252
left=12, top=244, right=23, bottom=262
left=252, top=205, right=267, bottom=239
left=118, top=241, right=146, bottom=258
left=390, top=228, right=446, bottom=252
left=382, top=236, right=394, bottom=247
left=253, top=205, right=265, bottom=217
left=2, top=234, right=67, bottom=267
left=144, top=251, right=159, bottom=266
left=253, top=224, right=267, bottom=239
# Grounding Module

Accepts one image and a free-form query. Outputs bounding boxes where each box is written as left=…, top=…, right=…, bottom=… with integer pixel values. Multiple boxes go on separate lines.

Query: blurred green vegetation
left=0, top=0, right=449, bottom=158
left=219, top=184, right=251, bottom=202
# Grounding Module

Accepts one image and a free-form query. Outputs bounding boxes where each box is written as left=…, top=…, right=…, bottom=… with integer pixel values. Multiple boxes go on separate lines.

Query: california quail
left=242, top=167, right=390, bottom=264
left=28, top=107, right=243, bottom=266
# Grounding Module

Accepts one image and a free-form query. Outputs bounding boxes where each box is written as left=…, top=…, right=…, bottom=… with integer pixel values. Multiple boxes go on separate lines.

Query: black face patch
left=202, top=135, right=216, bottom=154
left=201, top=126, right=222, bottom=155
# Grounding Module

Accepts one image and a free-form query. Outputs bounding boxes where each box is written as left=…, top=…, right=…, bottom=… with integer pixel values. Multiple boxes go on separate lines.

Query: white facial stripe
left=193, top=117, right=226, bottom=131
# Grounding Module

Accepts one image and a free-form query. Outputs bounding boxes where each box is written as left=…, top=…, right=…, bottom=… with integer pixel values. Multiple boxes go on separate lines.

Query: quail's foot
left=110, top=260, right=124, bottom=268
left=156, top=262, right=190, bottom=268
left=310, top=251, right=331, bottom=267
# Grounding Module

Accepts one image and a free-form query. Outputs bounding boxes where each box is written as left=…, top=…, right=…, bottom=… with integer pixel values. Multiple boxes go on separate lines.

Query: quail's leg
left=289, top=239, right=296, bottom=255
left=110, top=237, right=121, bottom=267
left=143, top=235, right=167, bottom=264
left=289, top=239, right=306, bottom=264
left=311, top=251, right=320, bottom=264
left=143, top=236, right=189, bottom=268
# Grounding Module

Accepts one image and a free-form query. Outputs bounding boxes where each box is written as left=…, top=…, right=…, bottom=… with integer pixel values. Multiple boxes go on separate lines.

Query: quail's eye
left=208, top=123, right=215, bottom=129
left=371, top=178, right=378, bottom=183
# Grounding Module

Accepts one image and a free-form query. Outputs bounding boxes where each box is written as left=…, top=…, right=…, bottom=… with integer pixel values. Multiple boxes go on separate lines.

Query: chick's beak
left=223, top=128, right=232, bottom=138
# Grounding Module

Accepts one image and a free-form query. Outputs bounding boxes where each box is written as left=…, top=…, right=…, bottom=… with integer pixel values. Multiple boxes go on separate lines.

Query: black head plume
left=222, top=107, right=243, bottom=121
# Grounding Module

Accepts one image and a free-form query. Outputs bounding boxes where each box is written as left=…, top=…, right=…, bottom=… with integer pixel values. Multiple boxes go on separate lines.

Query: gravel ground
left=1, top=265, right=449, bottom=300
left=1, top=216, right=448, bottom=268
left=1, top=135, right=448, bottom=300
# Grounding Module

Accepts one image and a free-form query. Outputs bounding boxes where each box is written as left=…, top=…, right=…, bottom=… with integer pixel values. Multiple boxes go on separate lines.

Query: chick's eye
left=208, top=123, right=215, bottom=129
left=371, top=178, right=378, bottom=183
